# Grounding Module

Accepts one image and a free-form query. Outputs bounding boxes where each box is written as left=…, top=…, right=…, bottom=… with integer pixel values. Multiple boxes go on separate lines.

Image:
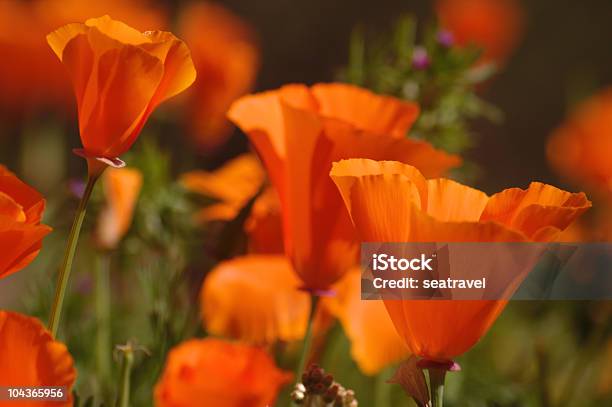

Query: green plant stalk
left=48, top=173, right=100, bottom=337
left=429, top=368, right=447, bottom=407
left=295, top=295, right=320, bottom=382
left=116, top=346, right=134, bottom=407
left=95, top=253, right=112, bottom=396
left=374, top=367, right=393, bottom=407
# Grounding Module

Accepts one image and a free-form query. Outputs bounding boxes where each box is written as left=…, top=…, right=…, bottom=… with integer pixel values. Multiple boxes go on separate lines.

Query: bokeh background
left=192, top=0, right=612, bottom=192
left=0, top=0, right=610, bottom=406
left=2, top=0, right=611, bottom=188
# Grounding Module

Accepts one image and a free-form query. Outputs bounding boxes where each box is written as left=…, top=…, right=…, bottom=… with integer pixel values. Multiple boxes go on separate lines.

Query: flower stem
left=429, top=367, right=447, bottom=407
left=116, top=344, right=134, bottom=407
left=295, top=294, right=319, bottom=381
left=374, top=367, right=393, bottom=407
left=48, top=173, right=100, bottom=337
left=95, top=253, right=112, bottom=398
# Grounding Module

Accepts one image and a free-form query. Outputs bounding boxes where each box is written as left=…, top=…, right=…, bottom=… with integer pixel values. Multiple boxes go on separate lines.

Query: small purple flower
left=68, top=179, right=86, bottom=199
left=412, top=47, right=431, bottom=70
left=437, top=30, right=455, bottom=48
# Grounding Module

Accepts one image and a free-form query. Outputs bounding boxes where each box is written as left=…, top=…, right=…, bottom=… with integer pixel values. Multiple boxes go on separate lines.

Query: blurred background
left=219, top=0, right=612, bottom=192
left=1, top=0, right=611, bottom=189
left=0, top=0, right=610, bottom=406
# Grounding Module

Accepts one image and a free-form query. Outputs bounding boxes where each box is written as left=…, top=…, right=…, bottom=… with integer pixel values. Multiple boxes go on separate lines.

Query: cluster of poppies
left=1, top=0, right=610, bottom=406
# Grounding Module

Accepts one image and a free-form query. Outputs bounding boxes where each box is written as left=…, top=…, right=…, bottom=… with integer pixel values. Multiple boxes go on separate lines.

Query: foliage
left=340, top=15, right=502, bottom=157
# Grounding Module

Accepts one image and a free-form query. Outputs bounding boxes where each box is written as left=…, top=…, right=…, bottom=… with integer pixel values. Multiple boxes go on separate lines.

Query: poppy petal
left=46, top=23, right=88, bottom=60
left=141, top=31, right=197, bottom=105
left=179, top=2, right=259, bottom=150
left=0, top=166, right=51, bottom=279
left=327, top=269, right=410, bottom=375
left=85, top=15, right=151, bottom=45
left=0, top=165, right=46, bottom=223
left=426, top=178, right=489, bottom=222
left=48, top=16, right=195, bottom=160
left=96, top=167, right=143, bottom=249
left=230, top=86, right=460, bottom=290
left=384, top=300, right=507, bottom=361
left=547, top=88, right=612, bottom=197
left=0, top=311, right=76, bottom=406
left=482, top=182, right=591, bottom=240
left=0, top=191, right=26, bottom=223
left=245, top=187, right=284, bottom=254
left=200, top=255, right=309, bottom=344
left=228, top=92, right=288, bottom=200
left=181, top=154, right=266, bottom=222
left=0, top=224, right=52, bottom=279
left=311, top=83, right=420, bottom=138
left=79, top=45, right=164, bottom=156
left=332, top=158, right=590, bottom=362
left=330, top=159, right=426, bottom=241
left=155, top=338, right=291, bottom=407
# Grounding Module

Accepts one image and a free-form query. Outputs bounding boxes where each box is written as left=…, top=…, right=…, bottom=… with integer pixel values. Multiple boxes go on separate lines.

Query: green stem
left=295, top=294, right=319, bottom=381
left=95, top=253, right=112, bottom=397
left=48, top=173, right=100, bottom=337
left=374, top=367, right=392, bottom=407
left=429, top=368, right=447, bottom=407
left=116, top=345, right=134, bottom=407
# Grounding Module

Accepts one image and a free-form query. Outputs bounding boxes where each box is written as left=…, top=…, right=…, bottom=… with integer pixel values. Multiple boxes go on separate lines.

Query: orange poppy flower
left=200, top=255, right=399, bottom=374
left=200, top=255, right=310, bottom=343
left=0, top=165, right=51, bottom=280
left=182, top=153, right=284, bottom=252
left=245, top=186, right=285, bottom=254
left=436, top=0, right=524, bottom=65
left=178, top=2, right=259, bottom=151
left=181, top=153, right=266, bottom=222
left=0, top=311, right=76, bottom=407
left=0, top=0, right=166, bottom=113
left=95, top=167, right=143, bottom=249
left=47, top=15, right=196, bottom=162
left=154, top=338, right=291, bottom=407
left=325, top=268, right=410, bottom=375
left=547, top=88, right=612, bottom=200
left=229, top=83, right=461, bottom=291
left=331, top=158, right=590, bottom=362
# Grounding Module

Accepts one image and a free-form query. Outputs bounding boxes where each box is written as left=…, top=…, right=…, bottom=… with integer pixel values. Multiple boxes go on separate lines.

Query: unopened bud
left=312, top=382, right=326, bottom=394
left=323, top=384, right=339, bottom=403
left=310, top=367, right=323, bottom=382
left=323, top=374, right=334, bottom=387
